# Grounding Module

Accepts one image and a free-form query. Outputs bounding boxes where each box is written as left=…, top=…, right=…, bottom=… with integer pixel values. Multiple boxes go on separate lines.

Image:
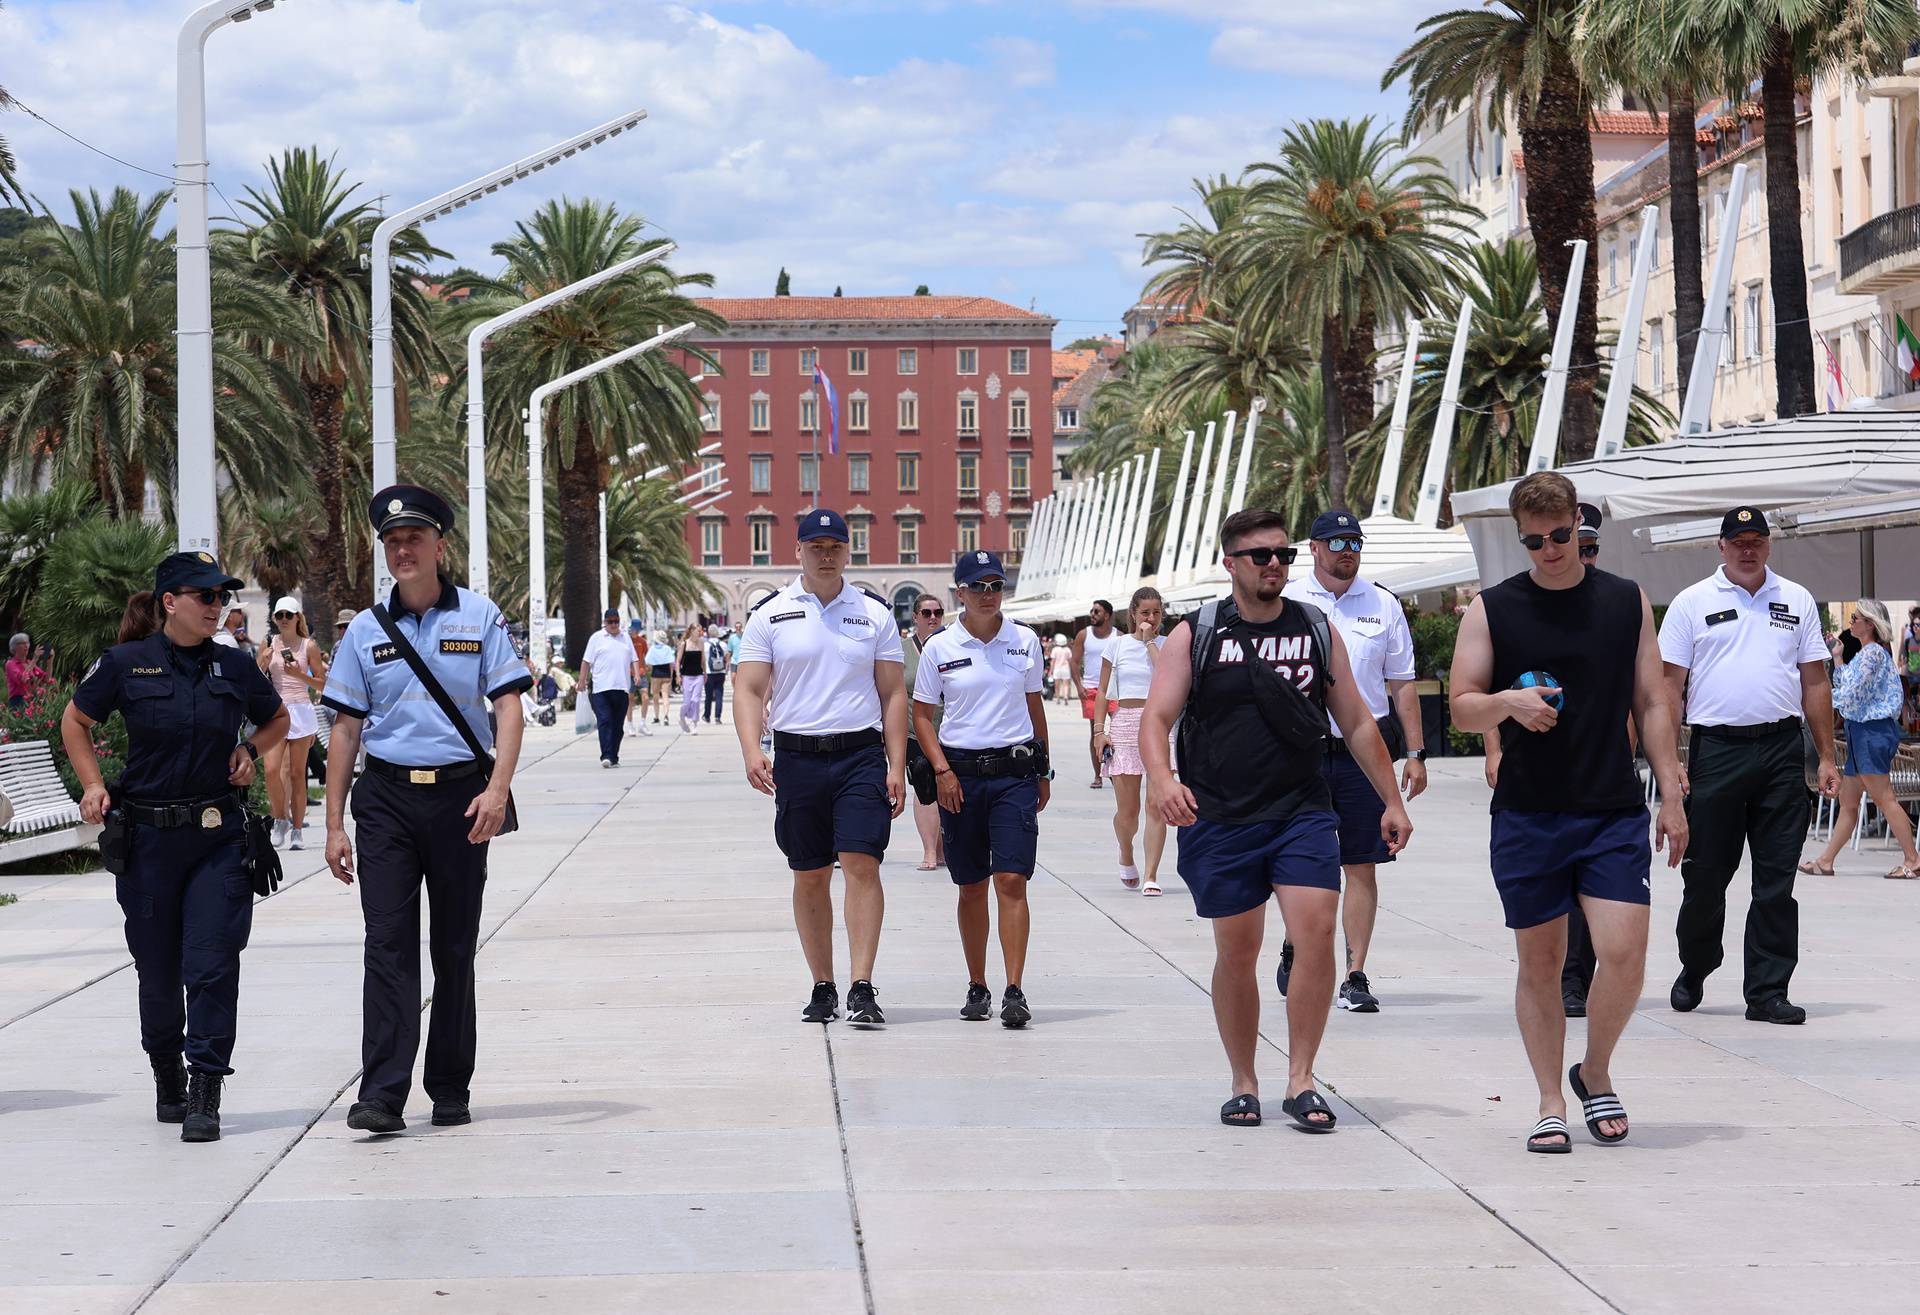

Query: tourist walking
left=703, top=625, right=731, bottom=723
left=582, top=608, right=640, bottom=767
left=900, top=591, right=948, bottom=870
left=1141, top=509, right=1409, bottom=1130
left=1660, top=506, right=1839, bottom=1025
left=61, top=552, right=289, bottom=1142
left=1072, top=601, right=1117, bottom=788
left=257, top=597, right=328, bottom=850
left=734, top=510, right=907, bottom=1026
left=1049, top=635, right=1075, bottom=703
left=912, top=551, right=1050, bottom=1028
left=1091, top=587, right=1168, bottom=895
left=6, top=631, right=47, bottom=711
left=1901, top=605, right=1920, bottom=733
left=678, top=623, right=706, bottom=733
left=322, top=484, right=531, bottom=1134
left=1798, top=600, right=1919, bottom=880
left=1450, top=473, right=1686, bottom=1153
left=644, top=629, right=675, bottom=724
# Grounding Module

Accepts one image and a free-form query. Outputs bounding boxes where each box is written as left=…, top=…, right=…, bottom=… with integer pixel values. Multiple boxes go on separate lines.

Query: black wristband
left=241, top=740, right=260, bottom=763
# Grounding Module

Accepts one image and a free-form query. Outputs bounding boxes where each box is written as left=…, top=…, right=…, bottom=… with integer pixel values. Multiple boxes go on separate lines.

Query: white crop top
left=1104, top=634, right=1163, bottom=700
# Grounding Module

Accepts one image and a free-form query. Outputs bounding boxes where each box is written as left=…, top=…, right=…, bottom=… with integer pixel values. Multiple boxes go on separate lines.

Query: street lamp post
left=370, top=109, right=647, bottom=597
left=175, top=0, right=286, bottom=554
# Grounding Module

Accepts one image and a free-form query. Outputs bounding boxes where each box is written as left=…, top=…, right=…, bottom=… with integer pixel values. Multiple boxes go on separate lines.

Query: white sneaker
left=288, top=828, right=304, bottom=851
left=272, top=818, right=289, bottom=848
left=600, top=757, right=613, bottom=769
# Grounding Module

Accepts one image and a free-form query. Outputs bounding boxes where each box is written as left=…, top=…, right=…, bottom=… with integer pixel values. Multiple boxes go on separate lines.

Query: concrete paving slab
left=142, top=1273, right=866, bottom=1315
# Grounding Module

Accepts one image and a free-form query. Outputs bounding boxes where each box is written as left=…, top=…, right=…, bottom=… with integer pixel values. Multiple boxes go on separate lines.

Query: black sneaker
left=846, top=980, right=885, bottom=1025
left=1563, top=988, right=1588, bottom=1019
left=1336, top=970, right=1379, bottom=1013
left=347, top=1102, right=406, bottom=1135
left=960, top=981, right=993, bottom=1021
left=1275, top=941, right=1295, bottom=998
left=1745, top=995, right=1807, bottom=1025
left=802, top=981, right=839, bottom=1023
left=1000, top=984, right=1032, bottom=1029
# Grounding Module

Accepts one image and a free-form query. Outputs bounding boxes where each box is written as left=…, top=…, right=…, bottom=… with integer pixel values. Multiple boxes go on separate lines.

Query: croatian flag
left=1820, top=333, right=1845, bottom=413
left=812, top=362, right=840, bottom=455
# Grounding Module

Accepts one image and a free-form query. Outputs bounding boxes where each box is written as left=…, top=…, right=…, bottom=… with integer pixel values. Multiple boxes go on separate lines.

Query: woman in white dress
left=256, top=596, right=329, bottom=850
left=1092, top=587, right=1168, bottom=894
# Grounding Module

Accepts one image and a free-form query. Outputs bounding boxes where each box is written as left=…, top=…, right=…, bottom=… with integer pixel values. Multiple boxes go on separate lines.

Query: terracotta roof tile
left=693, top=295, right=1050, bottom=323
left=1051, top=349, right=1096, bottom=381
left=1591, top=110, right=1668, bottom=135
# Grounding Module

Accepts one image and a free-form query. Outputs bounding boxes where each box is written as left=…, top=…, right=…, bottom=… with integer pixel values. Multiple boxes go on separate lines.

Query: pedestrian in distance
left=1660, top=506, right=1840, bottom=1025
left=703, top=625, right=731, bottom=723
left=1798, top=600, right=1919, bottom=880
left=322, top=484, right=531, bottom=1135
left=1049, top=635, right=1075, bottom=704
left=213, top=606, right=255, bottom=658
left=6, top=630, right=48, bottom=711
left=1899, top=605, right=1920, bottom=733
left=900, top=591, right=948, bottom=871
left=678, top=623, right=706, bottom=733
left=912, top=550, right=1052, bottom=1028
left=1279, top=510, right=1427, bottom=1013
left=644, top=629, right=675, bottom=724
left=1141, top=508, right=1410, bottom=1131
left=1450, top=472, right=1687, bottom=1153
left=61, top=552, right=290, bottom=1142
left=257, top=597, right=328, bottom=851
left=581, top=608, right=641, bottom=767
left=733, top=509, right=908, bottom=1027
left=623, top=620, right=654, bottom=737
left=1092, top=586, right=1169, bottom=895
left=1072, top=600, right=1118, bottom=788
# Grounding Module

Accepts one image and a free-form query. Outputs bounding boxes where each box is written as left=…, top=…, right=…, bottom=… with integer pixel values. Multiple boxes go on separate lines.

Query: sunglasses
left=1226, top=545, right=1298, bottom=566
left=1321, top=536, right=1363, bottom=554
left=180, top=588, right=235, bottom=607
left=963, top=579, right=1006, bottom=594
left=1578, top=543, right=1599, bottom=560
left=272, top=611, right=295, bottom=620
left=918, top=607, right=944, bottom=618
left=1517, top=525, right=1577, bottom=550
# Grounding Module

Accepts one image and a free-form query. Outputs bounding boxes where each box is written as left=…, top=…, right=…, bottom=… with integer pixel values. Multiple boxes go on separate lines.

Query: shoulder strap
left=1293, top=600, right=1335, bottom=687
left=370, top=604, right=491, bottom=765
left=1184, top=599, right=1227, bottom=711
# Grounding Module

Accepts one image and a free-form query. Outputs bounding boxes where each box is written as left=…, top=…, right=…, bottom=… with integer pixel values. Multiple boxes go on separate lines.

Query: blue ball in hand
left=1512, top=669, right=1565, bottom=711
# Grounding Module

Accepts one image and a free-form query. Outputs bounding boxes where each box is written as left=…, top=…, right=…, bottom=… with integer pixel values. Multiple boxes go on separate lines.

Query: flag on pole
left=1820, top=333, right=1846, bottom=413
left=812, top=362, right=840, bottom=455
left=1897, top=314, right=1920, bottom=383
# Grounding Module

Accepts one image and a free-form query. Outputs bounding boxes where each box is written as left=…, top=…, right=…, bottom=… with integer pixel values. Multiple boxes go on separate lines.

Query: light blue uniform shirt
left=322, top=577, right=532, bottom=766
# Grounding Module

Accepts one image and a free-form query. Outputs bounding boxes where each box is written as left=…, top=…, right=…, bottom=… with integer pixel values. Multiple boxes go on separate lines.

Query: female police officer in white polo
left=912, top=550, right=1051, bottom=1027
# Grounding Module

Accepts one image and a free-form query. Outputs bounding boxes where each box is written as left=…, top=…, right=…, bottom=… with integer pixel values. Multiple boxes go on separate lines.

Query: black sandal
left=1219, top=1093, right=1261, bottom=1126
left=1526, top=1116, right=1572, bottom=1154
left=1568, top=1063, right=1629, bottom=1144
left=1280, top=1090, right=1337, bottom=1132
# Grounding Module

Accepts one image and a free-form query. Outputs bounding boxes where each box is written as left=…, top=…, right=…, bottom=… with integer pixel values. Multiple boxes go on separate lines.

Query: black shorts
left=771, top=741, right=891, bottom=872
left=1323, top=751, right=1393, bottom=867
left=649, top=664, right=671, bottom=680
left=1489, top=807, right=1651, bottom=930
left=940, top=765, right=1040, bottom=886
left=1177, top=810, right=1341, bottom=918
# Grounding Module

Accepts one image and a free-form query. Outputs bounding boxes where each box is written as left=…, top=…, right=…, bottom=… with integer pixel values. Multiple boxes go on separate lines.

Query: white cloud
left=980, top=35, right=1056, bottom=89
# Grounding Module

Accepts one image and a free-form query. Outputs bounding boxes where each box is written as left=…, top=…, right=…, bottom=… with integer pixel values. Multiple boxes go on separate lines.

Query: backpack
left=1184, top=596, right=1333, bottom=711
left=705, top=638, right=728, bottom=673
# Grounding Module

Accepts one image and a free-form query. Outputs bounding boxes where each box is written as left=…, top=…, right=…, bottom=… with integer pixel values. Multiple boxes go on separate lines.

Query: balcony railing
left=1839, top=203, right=1920, bottom=294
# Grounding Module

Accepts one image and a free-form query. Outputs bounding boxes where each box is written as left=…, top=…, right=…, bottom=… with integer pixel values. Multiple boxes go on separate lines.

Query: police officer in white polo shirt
left=1658, top=506, right=1840, bottom=1025
left=734, top=510, right=908, bottom=1027
left=1281, top=509, right=1426, bottom=1013
left=912, top=550, right=1051, bottom=1028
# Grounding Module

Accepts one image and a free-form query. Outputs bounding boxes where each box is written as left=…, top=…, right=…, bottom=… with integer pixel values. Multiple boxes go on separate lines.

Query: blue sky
left=2, top=1, right=1441, bottom=342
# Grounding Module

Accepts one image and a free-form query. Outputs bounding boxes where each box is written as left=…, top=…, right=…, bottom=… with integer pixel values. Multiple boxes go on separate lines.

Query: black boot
left=150, top=1054, right=188, bottom=1124
left=181, top=1072, right=223, bottom=1143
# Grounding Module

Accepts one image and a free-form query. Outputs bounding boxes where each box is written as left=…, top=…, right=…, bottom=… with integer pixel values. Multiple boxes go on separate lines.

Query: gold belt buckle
left=200, top=806, right=222, bottom=829
left=409, top=768, right=438, bottom=785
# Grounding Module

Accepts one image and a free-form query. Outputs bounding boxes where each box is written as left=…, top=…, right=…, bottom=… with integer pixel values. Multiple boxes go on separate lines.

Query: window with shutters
left=849, top=453, right=870, bottom=493
left=957, top=347, right=978, bottom=375
left=848, top=348, right=868, bottom=375
left=750, top=393, right=770, bottom=431
left=849, top=392, right=869, bottom=431
left=1009, top=347, right=1029, bottom=375
left=749, top=519, right=772, bottom=566
left=898, top=521, right=918, bottom=565
left=701, top=520, right=723, bottom=566
left=898, top=392, right=919, bottom=431
left=750, top=454, right=772, bottom=494
left=957, top=452, right=978, bottom=497
left=750, top=349, right=769, bottom=376
left=897, top=452, right=919, bottom=492
left=958, top=520, right=979, bottom=553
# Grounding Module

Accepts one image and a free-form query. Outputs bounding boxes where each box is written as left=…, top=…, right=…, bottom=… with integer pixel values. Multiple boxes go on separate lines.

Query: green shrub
left=1406, top=604, right=1461, bottom=681
left=25, top=518, right=175, bottom=679
left=0, top=679, right=126, bottom=795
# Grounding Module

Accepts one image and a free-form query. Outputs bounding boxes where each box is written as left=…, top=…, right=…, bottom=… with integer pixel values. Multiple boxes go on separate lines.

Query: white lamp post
left=175, top=0, right=286, bottom=553
left=464, top=242, right=675, bottom=596
left=371, top=109, right=647, bottom=597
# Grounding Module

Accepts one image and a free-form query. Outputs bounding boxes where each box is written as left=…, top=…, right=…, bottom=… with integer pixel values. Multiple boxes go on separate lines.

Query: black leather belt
left=773, top=728, right=883, bottom=754
left=947, top=742, right=1042, bottom=778
left=1693, top=717, right=1800, bottom=740
left=365, top=755, right=485, bottom=785
left=121, top=793, right=239, bottom=829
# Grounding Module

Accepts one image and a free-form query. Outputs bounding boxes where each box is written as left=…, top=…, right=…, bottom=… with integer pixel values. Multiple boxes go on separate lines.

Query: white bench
left=0, top=739, right=101, bottom=865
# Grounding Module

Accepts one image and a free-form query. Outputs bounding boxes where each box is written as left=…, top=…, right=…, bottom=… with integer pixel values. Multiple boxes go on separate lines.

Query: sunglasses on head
left=918, top=606, right=944, bottom=617
left=1226, top=545, right=1298, bottom=566
left=1517, top=525, right=1576, bottom=550
left=1321, top=536, right=1363, bottom=554
left=963, top=579, right=1006, bottom=594
left=1578, top=543, right=1599, bottom=560
left=180, top=588, right=235, bottom=607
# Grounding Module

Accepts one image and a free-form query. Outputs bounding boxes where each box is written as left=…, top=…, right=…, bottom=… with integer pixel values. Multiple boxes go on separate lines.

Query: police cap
left=370, top=484, right=454, bottom=538
left=1308, top=509, right=1364, bottom=542
left=798, top=508, right=850, bottom=542
left=1577, top=502, right=1602, bottom=540
left=954, top=549, right=1006, bottom=585
left=1719, top=505, right=1770, bottom=539
left=154, top=550, right=244, bottom=598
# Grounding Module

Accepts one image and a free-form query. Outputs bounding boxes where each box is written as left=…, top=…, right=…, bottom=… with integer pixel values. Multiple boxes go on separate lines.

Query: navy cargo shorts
left=772, top=742, right=892, bottom=872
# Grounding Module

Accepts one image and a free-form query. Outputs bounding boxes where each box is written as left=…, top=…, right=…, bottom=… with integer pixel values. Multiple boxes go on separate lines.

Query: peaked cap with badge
left=370, top=484, right=455, bottom=539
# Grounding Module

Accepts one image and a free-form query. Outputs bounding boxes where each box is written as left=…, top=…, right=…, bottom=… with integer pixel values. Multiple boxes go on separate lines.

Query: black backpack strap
left=1184, top=598, right=1227, bottom=713
left=1292, top=600, right=1336, bottom=687
left=370, top=604, right=492, bottom=766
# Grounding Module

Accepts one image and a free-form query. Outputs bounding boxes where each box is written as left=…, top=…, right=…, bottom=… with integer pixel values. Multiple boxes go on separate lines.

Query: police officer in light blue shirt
left=912, top=550, right=1051, bottom=1028
left=322, top=484, right=533, bottom=1135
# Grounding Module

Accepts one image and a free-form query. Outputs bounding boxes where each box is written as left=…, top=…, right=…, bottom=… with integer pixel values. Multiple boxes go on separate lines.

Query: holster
left=906, top=743, right=938, bottom=806
left=98, top=808, right=130, bottom=876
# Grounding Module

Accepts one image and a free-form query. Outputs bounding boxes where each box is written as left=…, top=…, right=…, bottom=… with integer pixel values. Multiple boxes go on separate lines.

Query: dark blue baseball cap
left=1308, top=509, right=1364, bottom=542
left=1720, top=505, right=1769, bottom=538
left=797, top=508, right=850, bottom=542
left=370, top=484, right=454, bottom=538
left=954, top=549, right=1006, bottom=585
left=154, top=550, right=244, bottom=598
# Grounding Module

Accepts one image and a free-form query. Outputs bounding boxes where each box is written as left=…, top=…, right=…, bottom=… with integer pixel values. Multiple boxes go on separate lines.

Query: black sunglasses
left=1518, top=525, right=1577, bottom=550
left=1578, top=543, right=1599, bottom=559
left=1226, top=545, right=1298, bottom=566
left=272, top=610, right=295, bottom=620
left=963, top=579, right=1006, bottom=594
left=918, top=607, right=944, bottom=617
left=179, top=588, right=235, bottom=607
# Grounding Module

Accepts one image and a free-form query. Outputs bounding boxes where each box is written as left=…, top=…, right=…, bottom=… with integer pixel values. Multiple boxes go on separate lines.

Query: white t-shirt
left=582, top=629, right=635, bottom=692
left=1080, top=627, right=1116, bottom=688
left=737, top=578, right=904, bottom=735
left=1102, top=635, right=1163, bottom=701
left=1283, top=574, right=1415, bottom=734
left=1658, top=566, right=1826, bottom=726
left=914, top=618, right=1046, bottom=750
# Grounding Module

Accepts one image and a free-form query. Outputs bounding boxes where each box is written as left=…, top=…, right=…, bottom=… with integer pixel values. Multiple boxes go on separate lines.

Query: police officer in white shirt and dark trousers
left=913, top=551, right=1052, bottom=1028
left=734, top=510, right=908, bottom=1028
left=1280, top=510, right=1426, bottom=1013
left=1659, top=506, right=1840, bottom=1025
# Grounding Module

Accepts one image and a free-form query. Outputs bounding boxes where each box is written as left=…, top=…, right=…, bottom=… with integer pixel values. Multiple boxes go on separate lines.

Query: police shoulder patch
left=371, top=642, right=402, bottom=665
left=861, top=587, right=888, bottom=607
left=748, top=592, right=782, bottom=617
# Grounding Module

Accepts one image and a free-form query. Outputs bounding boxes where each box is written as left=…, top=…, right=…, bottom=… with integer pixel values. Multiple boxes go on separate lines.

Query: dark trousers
left=116, top=817, right=254, bottom=1074
left=703, top=672, right=726, bottom=721
left=590, top=689, right=629, bottom=763
left=1563, top=903, right=1596, bottom=997
left=350, top=771, right=490, bottom=1112
left=1677, top=726, right=1807, bottom=1004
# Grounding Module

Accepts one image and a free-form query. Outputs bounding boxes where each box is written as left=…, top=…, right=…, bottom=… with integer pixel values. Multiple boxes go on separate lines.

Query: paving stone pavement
left=2, top=703, right=1917, bottom=1314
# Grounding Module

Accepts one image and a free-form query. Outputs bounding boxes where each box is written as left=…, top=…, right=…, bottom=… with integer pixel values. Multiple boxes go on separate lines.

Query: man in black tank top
left=1141, top=509, right=1410, bottom=1132
left=1451, top=473, right=1687, bottom=1154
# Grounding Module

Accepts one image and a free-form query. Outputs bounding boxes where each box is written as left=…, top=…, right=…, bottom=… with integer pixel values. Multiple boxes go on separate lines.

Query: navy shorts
left=941, top=767, right=1040, bottom=886
left=1322, top=751, right=1392, bottom=867
left=1489, top=806, right=1651, bottom=930
left=1177, top=810, right=1341, bottom=919
left=772, top=742, right=891, bottom=872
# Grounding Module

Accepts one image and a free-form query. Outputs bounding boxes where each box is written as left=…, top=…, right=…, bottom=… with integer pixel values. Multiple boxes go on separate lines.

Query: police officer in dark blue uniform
left=61, top=552, right=289, bottom=1143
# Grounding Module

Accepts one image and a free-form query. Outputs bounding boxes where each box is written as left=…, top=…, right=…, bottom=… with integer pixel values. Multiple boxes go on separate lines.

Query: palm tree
left=1221, top=117, right=1474, bottom=507
left=1137, top=175, right=1246, bottom=314
left=26, top=514, right=176, bottom=678
left=220, top=147, right=446, bottom=645
left=444, top=198, right=723, bottom=664
left=1146, top=314, right=1310, bottom=433
left=0, top=480, right=94, bottom=634
left=0, top=188, right=300, bottom=515
left=1242, top=370, right=1331, bottom=538
left=220, top=486, right=321, bottom=604
left=0, top=4, right=23, bottom=208
left=1385, top=1, right=1607, bottom=459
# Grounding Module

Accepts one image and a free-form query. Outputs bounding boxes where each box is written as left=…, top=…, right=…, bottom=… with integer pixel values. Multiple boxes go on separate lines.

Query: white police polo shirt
left=737, top=577, right=903, bottom=736
left=913, top=617, right=1046, bottom=750
left=1658, top=566, right=1826, bottom=727
left=1284, top=573, right=1415, bottom=734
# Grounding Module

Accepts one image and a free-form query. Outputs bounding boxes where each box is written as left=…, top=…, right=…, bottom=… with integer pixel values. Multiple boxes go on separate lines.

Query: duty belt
left=772, top=728, right=883, bottom=754
left=1692, top=717, right=1800, bottom=740
left=947, top=742, right=1042, bottom=778
left=121, top=792, right=239, bottom=829
left=364, top=755, right=486, bottom=785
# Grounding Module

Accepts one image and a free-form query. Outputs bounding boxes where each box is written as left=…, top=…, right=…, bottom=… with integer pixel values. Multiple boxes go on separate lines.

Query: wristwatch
left=1407, top=748, right=1428, bottom=763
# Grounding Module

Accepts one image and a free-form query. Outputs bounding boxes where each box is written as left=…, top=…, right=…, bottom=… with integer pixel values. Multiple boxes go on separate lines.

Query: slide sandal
left=1568, top=1063, right=1629, bottom=1144
left=1141, top=879, right=1163, bottom=896
left=1280, top=1090, right=1337, bottom=1132
left=1219, top=1093, right=1261, bottom=1126
left=1526, top=1116, right=1572, bottom=1154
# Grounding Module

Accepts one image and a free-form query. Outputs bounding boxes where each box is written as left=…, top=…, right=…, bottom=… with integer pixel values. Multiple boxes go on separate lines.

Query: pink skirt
left=1104, top=705, right=1148, bottom=777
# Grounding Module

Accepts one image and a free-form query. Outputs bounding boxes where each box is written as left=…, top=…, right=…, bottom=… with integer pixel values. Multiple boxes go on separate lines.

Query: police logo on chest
left=840, top=615, right=873, bottom=629
left=440, top=639, right=482, bottom=655
left=131, top=666, right=165, bottom=675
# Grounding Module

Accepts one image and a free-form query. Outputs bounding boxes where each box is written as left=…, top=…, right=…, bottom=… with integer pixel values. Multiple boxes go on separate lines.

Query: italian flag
left=1898, top=314, right=1920, bottom=383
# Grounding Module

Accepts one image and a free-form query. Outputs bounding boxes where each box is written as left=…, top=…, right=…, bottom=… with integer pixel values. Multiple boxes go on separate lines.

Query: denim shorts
left=1843, top=717, right=1900, bottom=777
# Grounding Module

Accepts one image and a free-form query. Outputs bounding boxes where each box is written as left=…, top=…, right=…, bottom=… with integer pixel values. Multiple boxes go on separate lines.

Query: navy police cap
left=1308, top=509, right=1364, bottom=542
left=370, top=484, right=454, bottom=538
left=1720, top=505, right=1770, bottom=538
left=154, top=550, right=244, bottom=598
left=798, top=508, right=850, bottom=542
left=1578, top=502, right=1602, bottom=539
left=954, top=549, right=1006, bottom=585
